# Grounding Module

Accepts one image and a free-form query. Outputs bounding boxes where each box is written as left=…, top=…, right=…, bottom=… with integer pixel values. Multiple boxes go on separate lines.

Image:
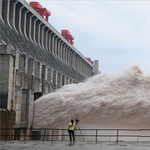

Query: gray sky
left=26, top=0, right=150, bottom=73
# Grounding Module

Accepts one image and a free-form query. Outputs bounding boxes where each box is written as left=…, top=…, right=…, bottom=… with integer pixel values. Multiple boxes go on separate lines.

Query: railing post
left=95, top=129, right=98, bottom=144
left=51, top=129, right=54, bottom=146
left=24, top=128, right=26, bottom=143
left=51, top=129, right=54, bottom=141
left=29, top=128, right=32, bottom=140
left=116, top=129, right=119, bottom=143
left=43, top=129, right=46, bottom=143
left=61, top=129, right=65, bottom=141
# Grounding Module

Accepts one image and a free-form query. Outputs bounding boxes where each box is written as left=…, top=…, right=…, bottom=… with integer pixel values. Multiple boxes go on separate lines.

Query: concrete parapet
left=53, top=69, right=58, bottom=91
left=62, top=75, right=66, bottom=86
left=66, top=77, right=70, bottom=85
left=42, top=64, right=48, bottom=94
left=0, top=44, right=16, bottom=56
left=14, top=86, right=21, bottom=123
left=42, top=65, right=48, bottom=81
left=34, top=77, right=42, bottom=93
left=73, top=80, right=77, bottom=84
left=19, top=53, right=28, bottom=73
left=70, top=78, right=73, bottom=84
left=27, top=57, right=35, bottom=89
left=18, top=72, right=28, bottom=89
left=34, top=61, right=42, bottom=78
left=93, top=60, right=100, bottom=75
left=47, top=67, right=53, bottom=83
left=20, top=89, right=27, bottom=122
left=33, top=61, right=42, bottom=93
left=57, top=72, right=62, bottom=87
left=0, top=46, right=15, bottom=109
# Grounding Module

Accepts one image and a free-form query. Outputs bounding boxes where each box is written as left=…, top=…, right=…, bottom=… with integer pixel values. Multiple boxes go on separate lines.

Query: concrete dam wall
left=0, top=0, right=99, bottom=128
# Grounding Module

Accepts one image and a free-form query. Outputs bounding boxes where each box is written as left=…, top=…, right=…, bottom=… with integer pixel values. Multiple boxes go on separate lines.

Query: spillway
left=33, top=65, right=150, bottom=129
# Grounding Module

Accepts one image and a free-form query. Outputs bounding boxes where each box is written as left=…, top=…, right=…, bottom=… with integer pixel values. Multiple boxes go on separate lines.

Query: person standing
left=68, top=119, right=76, bottom=143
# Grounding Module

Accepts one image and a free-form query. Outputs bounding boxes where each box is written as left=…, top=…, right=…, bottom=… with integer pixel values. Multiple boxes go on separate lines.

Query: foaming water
left=33, top=65, right=150, bottom=129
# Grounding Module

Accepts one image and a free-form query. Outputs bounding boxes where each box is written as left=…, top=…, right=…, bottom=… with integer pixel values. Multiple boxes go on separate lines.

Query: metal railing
left=0, top=128, right=150, bottom=143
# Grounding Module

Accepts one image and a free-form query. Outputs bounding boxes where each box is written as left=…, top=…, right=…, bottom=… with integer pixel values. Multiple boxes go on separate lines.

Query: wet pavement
left=0, top=141, right=150, bottom=150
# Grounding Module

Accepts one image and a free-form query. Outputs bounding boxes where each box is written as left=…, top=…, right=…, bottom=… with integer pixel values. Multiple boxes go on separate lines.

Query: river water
left=33, top=65, right=150, bottom=129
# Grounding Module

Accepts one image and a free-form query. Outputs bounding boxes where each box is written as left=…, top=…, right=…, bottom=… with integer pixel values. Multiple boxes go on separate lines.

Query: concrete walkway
left=0, top=141, right=150, bottom=150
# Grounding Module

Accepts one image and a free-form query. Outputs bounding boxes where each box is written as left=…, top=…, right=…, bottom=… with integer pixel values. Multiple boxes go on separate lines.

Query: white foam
left=33, top=64, right=150, bottom=129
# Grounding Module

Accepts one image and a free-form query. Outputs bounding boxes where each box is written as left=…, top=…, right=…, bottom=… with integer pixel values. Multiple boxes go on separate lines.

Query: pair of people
left=68, top=119, right=76, bottom=142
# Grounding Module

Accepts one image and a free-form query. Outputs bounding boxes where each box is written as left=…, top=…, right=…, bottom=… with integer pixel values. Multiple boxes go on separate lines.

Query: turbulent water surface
left=33, top=65, right=150, bottom=129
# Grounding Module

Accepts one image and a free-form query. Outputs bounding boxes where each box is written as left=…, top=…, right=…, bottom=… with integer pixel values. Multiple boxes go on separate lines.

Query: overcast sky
left=26, top=0, right=150, bottom=73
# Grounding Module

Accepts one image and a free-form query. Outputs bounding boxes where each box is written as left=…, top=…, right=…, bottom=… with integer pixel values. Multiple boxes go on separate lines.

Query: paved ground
left=0, top=141, right=150, bottom=150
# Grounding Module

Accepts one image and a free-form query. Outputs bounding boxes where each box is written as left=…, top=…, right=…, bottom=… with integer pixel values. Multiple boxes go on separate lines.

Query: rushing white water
left=33, top=65, right=150, bottom=129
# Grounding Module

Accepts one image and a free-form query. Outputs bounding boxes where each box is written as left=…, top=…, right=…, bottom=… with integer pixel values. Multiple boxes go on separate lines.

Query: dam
left=0, top=0, right=99, bottom=130
left=1, top=0, right=150, bottom=143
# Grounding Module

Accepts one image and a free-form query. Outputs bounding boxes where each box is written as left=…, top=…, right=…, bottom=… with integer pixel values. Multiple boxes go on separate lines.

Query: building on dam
left=0, top=0, right=100, bottom=130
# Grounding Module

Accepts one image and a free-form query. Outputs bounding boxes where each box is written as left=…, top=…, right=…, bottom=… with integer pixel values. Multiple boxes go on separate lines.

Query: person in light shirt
left=68, top=119, right=76, bottom=142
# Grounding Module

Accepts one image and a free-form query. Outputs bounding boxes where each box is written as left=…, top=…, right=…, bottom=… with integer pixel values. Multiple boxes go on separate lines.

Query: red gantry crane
left=61, top=30, right=74, bottom=45
left=30, top=2, right=51, bottom=22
